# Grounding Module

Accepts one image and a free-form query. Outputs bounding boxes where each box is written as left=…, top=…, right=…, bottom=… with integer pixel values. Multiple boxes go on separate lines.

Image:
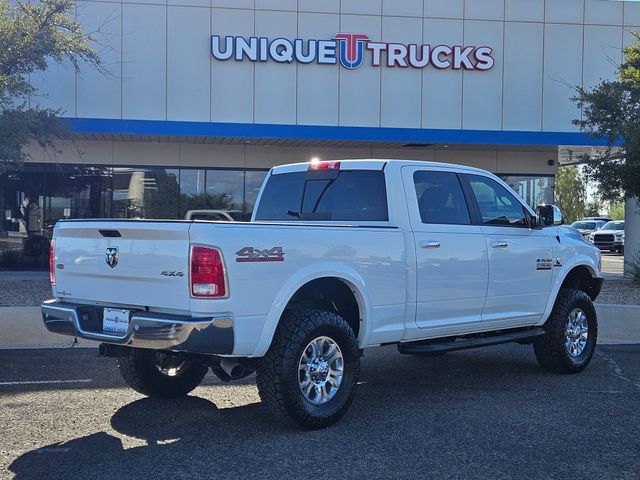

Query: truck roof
left=271, top=159, right=492, bottom=175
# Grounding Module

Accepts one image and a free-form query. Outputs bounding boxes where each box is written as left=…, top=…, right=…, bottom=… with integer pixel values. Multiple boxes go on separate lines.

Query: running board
left=397, top=328, right=546, bottom=355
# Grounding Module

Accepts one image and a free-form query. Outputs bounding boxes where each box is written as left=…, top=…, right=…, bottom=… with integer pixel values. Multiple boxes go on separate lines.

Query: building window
left=245, top=170, right=268, bottom=216
left=0, top=164, right=269, bottom=269
left=112, top=167, right=180, bottom=219
left=205, top=169, right=245, bottom=216
left=500, top=175, right=554, bottom=208
left=179, top=169, right=207, bottom=218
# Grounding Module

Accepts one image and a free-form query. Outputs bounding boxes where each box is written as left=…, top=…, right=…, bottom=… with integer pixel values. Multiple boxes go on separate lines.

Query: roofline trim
left=64, top=117, right=614, bottom=147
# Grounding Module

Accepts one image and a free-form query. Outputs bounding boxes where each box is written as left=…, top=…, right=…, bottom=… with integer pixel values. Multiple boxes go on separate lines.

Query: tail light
left=49, top=239, right=56, bottom=286
left=190, top=246, right=227, bottom=297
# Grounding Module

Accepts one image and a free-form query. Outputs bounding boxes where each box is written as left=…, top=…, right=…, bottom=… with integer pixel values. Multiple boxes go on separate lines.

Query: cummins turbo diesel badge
left=211, top=34, right=494, bottom=71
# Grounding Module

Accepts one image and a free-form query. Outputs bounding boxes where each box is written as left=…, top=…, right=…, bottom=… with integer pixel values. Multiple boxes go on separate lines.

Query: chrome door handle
left=491, top=241, right=509, bottom=248
left=420, top=241, right=441, bottom=249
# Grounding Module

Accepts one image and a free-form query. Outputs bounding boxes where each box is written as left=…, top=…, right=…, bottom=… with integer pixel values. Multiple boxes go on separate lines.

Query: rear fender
left=251, top=262, right=372, bottom=358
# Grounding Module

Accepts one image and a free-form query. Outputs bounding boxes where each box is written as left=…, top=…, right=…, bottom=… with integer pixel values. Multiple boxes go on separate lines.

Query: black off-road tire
left=256, top=309, right=360, bottom=430
left=533, top=288, right=598, bottom=374
left=117, top=348, right=208, bottom=399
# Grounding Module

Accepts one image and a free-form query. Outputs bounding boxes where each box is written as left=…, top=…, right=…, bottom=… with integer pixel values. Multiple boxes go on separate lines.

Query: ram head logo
left=105, top=247, right=119, bottom=269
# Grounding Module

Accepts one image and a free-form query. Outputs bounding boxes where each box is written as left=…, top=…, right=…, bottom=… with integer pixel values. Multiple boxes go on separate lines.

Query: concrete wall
left=28, top=0, right=640, bottom=133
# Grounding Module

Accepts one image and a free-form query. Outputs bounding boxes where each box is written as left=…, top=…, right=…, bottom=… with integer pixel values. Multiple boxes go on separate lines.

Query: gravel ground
left=596, top=279, right=640, bottom=305
left=0, top=274, right=50, bottom=307
left=596, top=254, right=640, bottom=305
left=0, top=253, right=637, bottom=307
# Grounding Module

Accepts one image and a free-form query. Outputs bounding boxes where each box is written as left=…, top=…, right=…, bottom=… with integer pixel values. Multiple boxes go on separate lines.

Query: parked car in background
left=570, top=219, right=606, bottom=239
left=589, top=220, right=625, bottom=254
left=185, top=210, right=245, bottom=222
left=583, top=216, right=613, bottom=223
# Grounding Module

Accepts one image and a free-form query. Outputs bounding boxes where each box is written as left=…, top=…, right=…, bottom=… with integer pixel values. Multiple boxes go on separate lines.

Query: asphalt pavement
left=1, top=344, right=639, bottom=480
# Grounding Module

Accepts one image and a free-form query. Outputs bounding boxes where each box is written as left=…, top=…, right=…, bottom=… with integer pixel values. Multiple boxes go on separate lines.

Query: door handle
left=491, top=241, right=509, bottom=248
left=420, top=241, right=441, bottom=249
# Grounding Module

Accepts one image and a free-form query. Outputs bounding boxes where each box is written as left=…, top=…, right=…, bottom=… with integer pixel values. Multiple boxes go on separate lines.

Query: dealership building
left=1, top=0, right=637, bottom=268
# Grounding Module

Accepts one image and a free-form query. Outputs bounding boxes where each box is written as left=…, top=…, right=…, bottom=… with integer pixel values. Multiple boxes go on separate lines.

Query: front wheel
left=117, top=348, right=208, bottom=398
left=533, top=289, right=598, bottom=374
left=256, top=309, right=360, bottom=430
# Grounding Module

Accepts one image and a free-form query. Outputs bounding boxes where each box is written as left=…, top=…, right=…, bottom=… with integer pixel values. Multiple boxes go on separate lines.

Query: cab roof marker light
left=309, top=160, right=341, bottom=171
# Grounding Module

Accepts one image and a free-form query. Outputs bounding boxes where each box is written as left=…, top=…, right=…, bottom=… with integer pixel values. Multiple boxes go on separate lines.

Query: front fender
left=538, top=255, right=602, bottom=326
left=250, top=262, right=373, bottom=358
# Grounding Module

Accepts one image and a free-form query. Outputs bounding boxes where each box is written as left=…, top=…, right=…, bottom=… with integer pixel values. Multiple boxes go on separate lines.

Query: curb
left=0, top=304, right=638, bottom=350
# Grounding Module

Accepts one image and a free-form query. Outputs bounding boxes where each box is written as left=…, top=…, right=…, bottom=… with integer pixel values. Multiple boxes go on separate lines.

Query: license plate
left=103, top=308, right=130, bottom=335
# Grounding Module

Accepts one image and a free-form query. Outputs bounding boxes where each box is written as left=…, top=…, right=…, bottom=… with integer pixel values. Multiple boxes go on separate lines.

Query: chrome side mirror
left=536, top=204, right=564, bottom=227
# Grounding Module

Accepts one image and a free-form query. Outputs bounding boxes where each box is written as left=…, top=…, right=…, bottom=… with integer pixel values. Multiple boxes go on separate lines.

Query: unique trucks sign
left=211, top=33, right=494, bottom=71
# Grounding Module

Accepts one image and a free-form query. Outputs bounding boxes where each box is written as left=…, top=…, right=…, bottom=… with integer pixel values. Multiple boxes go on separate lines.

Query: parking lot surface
left=601, top=252, right=624, bottom=277
left=1, top=344, right=639, bottom=479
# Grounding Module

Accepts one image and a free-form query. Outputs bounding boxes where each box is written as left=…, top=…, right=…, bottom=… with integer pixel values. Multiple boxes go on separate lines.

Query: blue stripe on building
left=65, top=117, right=611, bottom=147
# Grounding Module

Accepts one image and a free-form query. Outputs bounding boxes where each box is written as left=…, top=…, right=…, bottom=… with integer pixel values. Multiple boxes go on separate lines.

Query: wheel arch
left=559, top=265, right=602, bottom=300
left=251, top=264, right=373, bottom=358
left=539, top=259, right=603, bottom=326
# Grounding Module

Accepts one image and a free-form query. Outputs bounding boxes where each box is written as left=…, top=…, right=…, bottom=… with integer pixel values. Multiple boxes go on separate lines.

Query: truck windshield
left=571, top=222, right=596, bottom=230
left=601, top=221, right=624, bottom=231
left=254, top=170, right=388, bottom=221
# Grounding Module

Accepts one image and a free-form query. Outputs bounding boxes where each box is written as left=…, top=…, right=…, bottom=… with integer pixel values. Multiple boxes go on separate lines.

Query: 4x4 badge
left=236, top=247, right=285, bottom=263
left=105, top=247, right=119, bottom=268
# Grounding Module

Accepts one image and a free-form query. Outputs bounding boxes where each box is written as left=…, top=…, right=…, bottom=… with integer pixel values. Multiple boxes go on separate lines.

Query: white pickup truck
left=42, top=159, right=603, bottom=429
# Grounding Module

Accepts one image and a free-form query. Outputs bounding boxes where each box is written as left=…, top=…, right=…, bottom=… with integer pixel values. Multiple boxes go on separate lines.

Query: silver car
left=570, top=219, right=606, bottom=239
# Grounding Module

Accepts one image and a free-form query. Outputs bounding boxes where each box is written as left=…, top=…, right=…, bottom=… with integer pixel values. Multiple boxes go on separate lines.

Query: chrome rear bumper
left=41, top=299, right=234, bottom=355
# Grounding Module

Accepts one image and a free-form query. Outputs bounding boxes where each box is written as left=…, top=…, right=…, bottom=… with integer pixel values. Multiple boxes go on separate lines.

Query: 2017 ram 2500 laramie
left=42, top=160, right=603, bottom=429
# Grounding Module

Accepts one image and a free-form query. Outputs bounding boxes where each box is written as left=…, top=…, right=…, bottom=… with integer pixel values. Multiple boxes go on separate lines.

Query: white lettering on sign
left=210, top=33, right=495, bottom=71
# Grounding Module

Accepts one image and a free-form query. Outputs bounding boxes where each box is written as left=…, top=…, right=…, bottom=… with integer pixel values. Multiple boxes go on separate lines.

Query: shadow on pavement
left=8, top=396, right=271, bottom=480
left=7, top=345, right=640, bottom=479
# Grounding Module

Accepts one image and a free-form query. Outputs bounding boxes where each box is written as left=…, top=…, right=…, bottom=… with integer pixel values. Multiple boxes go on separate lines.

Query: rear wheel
left=256, top=309, right=360, bottom=430
left=117, top=348, right=208, bottom=398
left=533, top=289, right=597, bottom=374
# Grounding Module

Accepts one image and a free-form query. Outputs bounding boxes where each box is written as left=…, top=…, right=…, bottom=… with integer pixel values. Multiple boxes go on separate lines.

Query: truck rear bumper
left=41, top=299, right=234, bottom=355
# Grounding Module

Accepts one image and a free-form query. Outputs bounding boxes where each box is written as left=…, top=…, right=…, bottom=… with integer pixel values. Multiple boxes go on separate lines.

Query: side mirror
left=536, top=204, right=564, bottom=227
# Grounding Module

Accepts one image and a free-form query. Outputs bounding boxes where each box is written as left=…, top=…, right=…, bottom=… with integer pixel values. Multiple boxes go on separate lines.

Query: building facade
left=2, top=0, right=636, bottom=268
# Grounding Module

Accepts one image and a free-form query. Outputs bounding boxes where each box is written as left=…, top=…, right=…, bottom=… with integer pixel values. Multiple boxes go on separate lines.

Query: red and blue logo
left=333, top=33, right=370, bottom=70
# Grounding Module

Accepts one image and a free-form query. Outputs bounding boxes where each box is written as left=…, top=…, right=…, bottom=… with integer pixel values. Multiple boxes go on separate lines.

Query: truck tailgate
left=53, top=221, right=192, bottom=311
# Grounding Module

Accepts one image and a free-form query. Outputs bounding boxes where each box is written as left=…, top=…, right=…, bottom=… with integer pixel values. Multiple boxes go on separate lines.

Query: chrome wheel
left=298, top=336, right=344, bottom=405
left=153, top=352, right=187, bottom=377
left=565, top=308, right=589, bottom=358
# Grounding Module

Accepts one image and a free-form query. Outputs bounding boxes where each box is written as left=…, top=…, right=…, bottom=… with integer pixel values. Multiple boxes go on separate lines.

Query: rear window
left=255, top=170, right=388, bottom=221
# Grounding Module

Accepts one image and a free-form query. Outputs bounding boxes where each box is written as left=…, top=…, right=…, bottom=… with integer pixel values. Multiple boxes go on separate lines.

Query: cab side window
left=413, top=171, right=470, bottom=225
left=467, top=175, right=528, bottom=227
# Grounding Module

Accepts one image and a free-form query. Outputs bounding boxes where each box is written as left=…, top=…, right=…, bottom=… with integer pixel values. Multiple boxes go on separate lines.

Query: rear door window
left=255, top=170, right=388, bottom=221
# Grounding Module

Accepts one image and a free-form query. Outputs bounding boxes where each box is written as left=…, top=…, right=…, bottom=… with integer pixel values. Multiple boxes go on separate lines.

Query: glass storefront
left=0, top=163, right=552, bottom=270
left=0, top=164, right=268, bottom=269
left=502, top=175, right=554, bottom=208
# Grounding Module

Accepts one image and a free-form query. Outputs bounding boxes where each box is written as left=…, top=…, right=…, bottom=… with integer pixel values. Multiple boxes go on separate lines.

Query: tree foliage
left=608, top=201, right=625, bottom=220
left=584, top=200, right=600, bottom=217
left=573, top=32, right=640, bottom=202
left=0, top=0, right=101, bottom=174
left=555, top=165, right=586, bottom=224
